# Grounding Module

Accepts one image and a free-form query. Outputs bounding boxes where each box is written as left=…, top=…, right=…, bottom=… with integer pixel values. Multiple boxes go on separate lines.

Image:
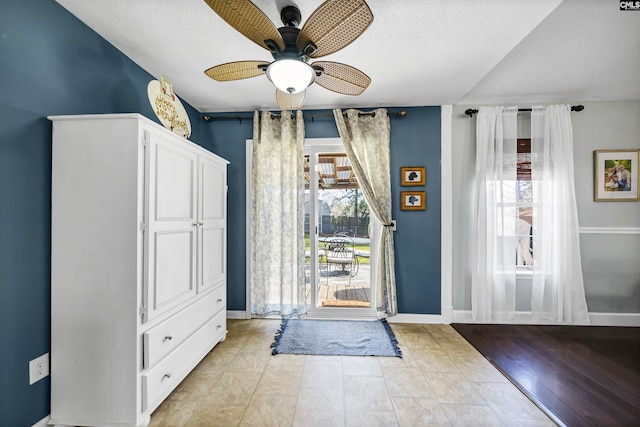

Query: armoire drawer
left=143, top=285, right=226, bottom=368
left=142, top=309, right=226, bottom=411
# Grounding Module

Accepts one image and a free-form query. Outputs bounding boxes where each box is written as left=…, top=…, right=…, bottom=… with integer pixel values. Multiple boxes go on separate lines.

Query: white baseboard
left=589, top=312, right=640, bottom=327
left=453, top=310, right=640, bottom=327
left=441, top=306, right=453, bottom=324
left=32, top=416, right=49, bottom=427
left=386, top=313, right=444, bottom=324
left=227, top=310, right=249, bottom=319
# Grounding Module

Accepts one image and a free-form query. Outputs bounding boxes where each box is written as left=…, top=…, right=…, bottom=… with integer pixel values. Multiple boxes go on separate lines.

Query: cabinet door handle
left=217, top=299, right=223, bottom=303
left=164, top=335, right=173, bottom=341
left=198, top=222, right=204, bottom=226
left=216, top=325, right=222, bottom=329
left=163, top=373, right=172, bottom=380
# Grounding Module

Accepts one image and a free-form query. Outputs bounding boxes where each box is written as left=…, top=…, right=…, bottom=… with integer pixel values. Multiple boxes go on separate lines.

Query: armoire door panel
left=200, top=158, right=226, bottom=221
left=153, top=138, right=197, bottom=222
left=200, top=227, right=225, bottom=291
left=151, top=230, right=196, bottom=315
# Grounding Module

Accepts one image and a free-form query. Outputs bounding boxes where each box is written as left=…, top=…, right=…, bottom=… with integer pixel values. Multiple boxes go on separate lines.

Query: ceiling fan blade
left=203, top=0, right=285, bottom=52
left=204, top=60, right=269, bottom=81
left=297, top=0, right=373, bottom=58
left=312, top=61, right=370, bottom=95
left=276, top=89, right=306, bottom=110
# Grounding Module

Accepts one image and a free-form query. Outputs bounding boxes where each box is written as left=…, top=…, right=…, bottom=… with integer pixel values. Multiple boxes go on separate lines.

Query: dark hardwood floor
left=452, top=324, right=640, bottom=427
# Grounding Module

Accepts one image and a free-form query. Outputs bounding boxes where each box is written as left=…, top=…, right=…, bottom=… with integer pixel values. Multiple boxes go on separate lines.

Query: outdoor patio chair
left=322, top=237, right=359, bottom=286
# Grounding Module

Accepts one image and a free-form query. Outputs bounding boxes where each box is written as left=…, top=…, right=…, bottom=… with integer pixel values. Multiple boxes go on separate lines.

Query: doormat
left=271, top=319, right=402, bottom=357
left=321, top=300, right=371, bottom=307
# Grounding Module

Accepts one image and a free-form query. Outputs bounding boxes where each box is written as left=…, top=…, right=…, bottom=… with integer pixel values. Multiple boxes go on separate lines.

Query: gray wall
left=451, top=101, right=640, bottom=313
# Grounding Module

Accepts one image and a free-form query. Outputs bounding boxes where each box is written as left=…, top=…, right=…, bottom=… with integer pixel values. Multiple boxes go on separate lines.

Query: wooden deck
left=305, top=263, right=371, bottom=308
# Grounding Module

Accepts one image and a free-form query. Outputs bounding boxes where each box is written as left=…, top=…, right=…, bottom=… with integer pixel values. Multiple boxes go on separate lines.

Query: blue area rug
left=271, top=319, right=402, bottom=357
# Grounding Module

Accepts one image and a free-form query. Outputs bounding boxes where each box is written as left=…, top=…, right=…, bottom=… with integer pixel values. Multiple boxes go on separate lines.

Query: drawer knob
left=163, top=373, right=172, bottom=380
left=217, top=299, right=223, bottom=303
left=217, top=325, right=222, bottom=329
left=164, top=335, right=173, bottom=341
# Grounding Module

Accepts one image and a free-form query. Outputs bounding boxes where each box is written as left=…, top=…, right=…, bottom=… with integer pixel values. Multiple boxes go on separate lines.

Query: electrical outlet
left=29, top=353, right=49, bottom=385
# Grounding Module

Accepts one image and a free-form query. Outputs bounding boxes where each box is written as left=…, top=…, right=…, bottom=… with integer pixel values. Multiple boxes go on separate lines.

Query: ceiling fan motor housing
left=280, top=6, right=301, bottom=27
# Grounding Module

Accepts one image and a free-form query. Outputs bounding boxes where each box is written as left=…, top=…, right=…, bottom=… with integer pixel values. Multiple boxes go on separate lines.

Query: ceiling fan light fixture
left=266, top=59, right=315, bottom=94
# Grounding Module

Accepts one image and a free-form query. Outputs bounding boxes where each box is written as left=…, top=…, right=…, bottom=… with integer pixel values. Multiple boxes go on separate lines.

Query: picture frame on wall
left=593, top=149, right=639, bottom=202
left=401, top=166, right=426, bottom=186
left=401, top=191, right=426, bottom=210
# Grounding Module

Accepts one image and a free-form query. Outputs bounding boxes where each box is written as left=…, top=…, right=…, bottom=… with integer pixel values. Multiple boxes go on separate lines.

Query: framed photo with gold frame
left=401, top=166, right=426, bottom=186
left=401, top=191, right=426, bottom=210
left=594, top=149, right=639, bottom=202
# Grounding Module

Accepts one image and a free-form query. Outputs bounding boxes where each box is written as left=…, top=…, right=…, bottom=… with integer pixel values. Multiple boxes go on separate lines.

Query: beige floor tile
left=424, top=372, right=486, bottom=405
left=423, top=324, right=461, bottom=338
left=398, top=331, right=442, bottom=350
left=435, top=337, right=480, bottom=357
left=194, top=345, right=242, bottom=373
left=391, top=396, right=452, bottom=426
left=449, top=354, right=509, bottom=383
left=441, top=404, right=505, bottom=427
left=242, top=332, right=278, bottom=350
left=240, top=393, right=298, bottom=427
left=207, top=371, right=262, bottom=406
left=255, top=365, right=303, bottom=396
left=216, top=331, right=253, bottom=349
left=186, top=403, right=247, bottom=427
left=301, top=356, right=343, bottom=388
left=342, top=356, right=383, bottom=376
left=267, top=353, right=306, bottom=369
left=226, top=346, right=272, bottom=373
left=376, top=344, right=416, bottom=367
left=345, top=409, right=399, bottom=427
left=149, top=396, right=202, bottom=427
left=474, top=382, right=552, bottom=422
left=389, top=323, right=428, bottom=334
left=508, top=420, right=557, bottom=427
left=382, top=367, right=434, bottom=398
left=344, top=375, right=393, bottom=412
left=293, top=387, right=345, bottom=427
left=169, top=370, right=222, bottom=402
left=412, top=349, right=460, bottom=373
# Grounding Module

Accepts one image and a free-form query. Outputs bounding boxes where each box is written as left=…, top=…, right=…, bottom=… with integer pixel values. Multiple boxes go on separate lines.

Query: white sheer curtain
left=530, top=105, right=589, bottom=324
left=472, top=106, right=519, bottom=323
left=333, top=108, right=397, bottom=316
left=250, top=110, right=306, bottom=317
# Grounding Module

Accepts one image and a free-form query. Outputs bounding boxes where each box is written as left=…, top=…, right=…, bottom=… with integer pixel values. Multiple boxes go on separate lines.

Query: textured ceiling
left=56, top=0, right=640, bottom=113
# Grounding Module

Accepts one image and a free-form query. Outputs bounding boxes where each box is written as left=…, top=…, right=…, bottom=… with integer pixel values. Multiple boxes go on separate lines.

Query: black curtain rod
left=465, top=105, right=584, bottom=117
left=202, top=110, right=407, bottom=122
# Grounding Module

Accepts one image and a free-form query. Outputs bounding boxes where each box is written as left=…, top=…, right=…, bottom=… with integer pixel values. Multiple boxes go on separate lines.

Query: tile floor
left=149, top=319, right=555, bottom=426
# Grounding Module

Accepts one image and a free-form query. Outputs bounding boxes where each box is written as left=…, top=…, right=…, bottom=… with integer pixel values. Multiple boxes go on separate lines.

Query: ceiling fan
left=203, top=0, right=373, bottom=110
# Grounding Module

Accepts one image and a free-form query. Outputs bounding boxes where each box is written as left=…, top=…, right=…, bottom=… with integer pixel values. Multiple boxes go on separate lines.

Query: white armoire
left=49, top=114, right=228, bottom=427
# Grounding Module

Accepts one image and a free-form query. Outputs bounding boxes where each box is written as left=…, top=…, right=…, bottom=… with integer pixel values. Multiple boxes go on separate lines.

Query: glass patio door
left=304, top=138, right=378, bottom=319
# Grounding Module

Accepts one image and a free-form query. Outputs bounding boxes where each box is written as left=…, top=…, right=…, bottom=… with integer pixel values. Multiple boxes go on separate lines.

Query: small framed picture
left=401, top=166, right=426, bottom=186
left=401, top=191, right=426, bottom=210
left=594, top=149, right=639, bottom=202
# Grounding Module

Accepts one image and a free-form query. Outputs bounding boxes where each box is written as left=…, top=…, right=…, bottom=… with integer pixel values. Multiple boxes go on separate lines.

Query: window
left=515, top=138, right=533, bottom=268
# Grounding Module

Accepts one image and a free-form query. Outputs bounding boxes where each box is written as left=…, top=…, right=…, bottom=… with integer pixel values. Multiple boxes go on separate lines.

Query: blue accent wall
left=1, top=1, right=440, bottom=424
left=202, top=107, right=441, bottom=314
left=0, top=1, right=206, bottom=424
